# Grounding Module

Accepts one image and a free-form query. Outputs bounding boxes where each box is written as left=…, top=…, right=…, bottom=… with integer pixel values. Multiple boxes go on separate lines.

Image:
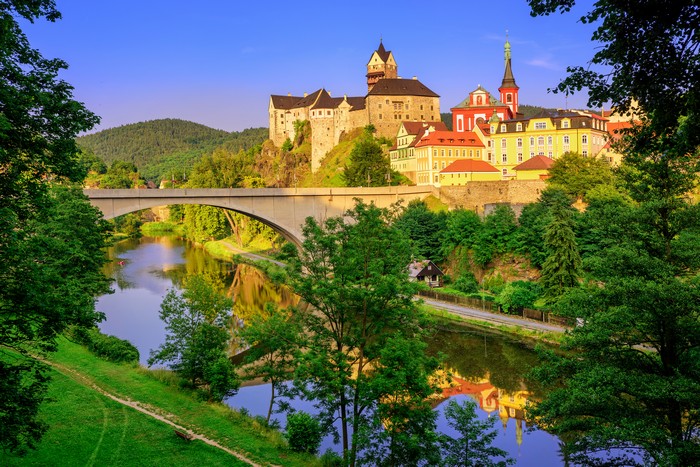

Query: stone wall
left=366, top=94, right=440, bottom=139
left=439, top=180, right=546, bottom=215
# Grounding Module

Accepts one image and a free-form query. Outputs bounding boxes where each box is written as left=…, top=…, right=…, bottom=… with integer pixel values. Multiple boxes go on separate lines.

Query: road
left=421, top=297, right=568, bottom=333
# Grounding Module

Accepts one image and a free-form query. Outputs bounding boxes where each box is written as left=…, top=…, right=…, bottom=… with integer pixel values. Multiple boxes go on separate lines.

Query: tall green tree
left=528, top=1, right=700, bottom=464
left=472, top=205, right=518, bottom=267
left=546, top=152, right=614, bottom=200
left=148, top=275, right=239, bottom=402
left=394, top=199, right=448, bottom=261
left=287, top=201, right=440, bottom=466
left=1, top=1, right=109, bottom=453
left=539, top=204, right=581, bottom=302
left=342, top=128, right=393, bottom=187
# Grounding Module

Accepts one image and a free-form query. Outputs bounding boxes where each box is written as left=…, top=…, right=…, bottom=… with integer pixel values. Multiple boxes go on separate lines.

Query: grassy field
left=1, top=339, right=317, bottom=467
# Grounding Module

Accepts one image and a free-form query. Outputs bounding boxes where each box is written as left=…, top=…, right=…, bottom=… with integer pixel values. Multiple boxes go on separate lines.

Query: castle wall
left=366, top=94, right=440, bottom=139
left=439, top=180, right=546, bottom=215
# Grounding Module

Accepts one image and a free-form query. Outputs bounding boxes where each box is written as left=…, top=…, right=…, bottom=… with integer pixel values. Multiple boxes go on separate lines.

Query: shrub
left=453, top=272, right=479, bottom=294
left=495, top=281, right=543, bottom=315
left=285, top=411, right=322, bottom=454
left=78, top=327, right=140, bottom=363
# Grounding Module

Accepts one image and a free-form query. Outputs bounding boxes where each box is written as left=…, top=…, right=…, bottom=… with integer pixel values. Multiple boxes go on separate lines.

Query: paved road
left=421, top=297, right=568, bottom=333
left=220, top=241, right=286, bottom=267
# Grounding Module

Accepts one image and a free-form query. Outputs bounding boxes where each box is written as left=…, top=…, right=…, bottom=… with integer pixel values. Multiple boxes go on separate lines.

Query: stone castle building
left=268, top=41, right=440, bottom=171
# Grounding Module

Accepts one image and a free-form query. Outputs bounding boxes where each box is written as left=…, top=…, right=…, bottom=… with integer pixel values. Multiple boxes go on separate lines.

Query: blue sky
left=22, top=0, right=600, bottom=133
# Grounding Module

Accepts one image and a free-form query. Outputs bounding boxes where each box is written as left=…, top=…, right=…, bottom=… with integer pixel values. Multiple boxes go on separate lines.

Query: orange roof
left=440, top=159, right=499, bottom=173
left=607, top=121, right=633, bottom=141
left=401, top=121, right=447, bottom=135
left=513, top=155, right=555, bottom=171
left=415, top=130, right=484, bottom=148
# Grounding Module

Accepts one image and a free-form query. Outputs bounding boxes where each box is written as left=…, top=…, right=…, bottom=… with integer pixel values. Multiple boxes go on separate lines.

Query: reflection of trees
left=228, top=263, right=298, bottom=322
left=425, top=326, right=543, bottom=394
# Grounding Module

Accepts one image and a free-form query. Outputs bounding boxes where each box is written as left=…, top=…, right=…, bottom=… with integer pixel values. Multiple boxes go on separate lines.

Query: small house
left=408, top=260, right=444, bottom=287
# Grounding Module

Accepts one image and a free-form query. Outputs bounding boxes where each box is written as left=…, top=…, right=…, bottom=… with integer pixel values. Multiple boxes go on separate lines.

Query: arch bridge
left=85, top=187, right=437, bottom=244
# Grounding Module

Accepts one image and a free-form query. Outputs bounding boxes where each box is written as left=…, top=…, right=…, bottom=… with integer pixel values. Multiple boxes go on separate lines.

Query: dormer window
left=501, top=124, right=506, bottom=132
left=516, top=123, right=523, bottom=131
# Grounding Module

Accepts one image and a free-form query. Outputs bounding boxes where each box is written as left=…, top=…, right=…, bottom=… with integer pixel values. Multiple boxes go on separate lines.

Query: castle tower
left=366, top=40, right=397, bottom=92
left=498, top=35, right=519, bottom=116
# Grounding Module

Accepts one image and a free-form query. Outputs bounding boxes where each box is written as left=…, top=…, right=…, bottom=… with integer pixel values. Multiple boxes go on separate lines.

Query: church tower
left=498, top=36, right=519, bottom=116
left=366, top=40, right=397, bottom=92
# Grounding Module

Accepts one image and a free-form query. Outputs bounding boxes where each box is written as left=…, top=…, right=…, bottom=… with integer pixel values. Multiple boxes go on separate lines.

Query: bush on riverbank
left=66, top=326, right=139, bottom=363
left=141, top=221, right=184, bottom=236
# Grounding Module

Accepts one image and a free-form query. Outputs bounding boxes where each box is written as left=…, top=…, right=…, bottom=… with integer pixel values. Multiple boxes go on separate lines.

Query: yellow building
left=439, top=159, right=501, bottom=186
left=413, top=130, right=486, bottom=186
left=488, top=109, right=609, bottom=178
left=389, top=121, right=447, bottom=183
left=512, top=154, right=554, bottom=180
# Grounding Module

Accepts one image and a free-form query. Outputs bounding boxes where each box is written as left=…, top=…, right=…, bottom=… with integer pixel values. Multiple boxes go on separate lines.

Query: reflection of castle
left=437, top=369, right=535, bottom=446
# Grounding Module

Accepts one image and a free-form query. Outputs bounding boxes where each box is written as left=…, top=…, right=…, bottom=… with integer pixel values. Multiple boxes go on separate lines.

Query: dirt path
left=43, top=359, right=266, bottom=467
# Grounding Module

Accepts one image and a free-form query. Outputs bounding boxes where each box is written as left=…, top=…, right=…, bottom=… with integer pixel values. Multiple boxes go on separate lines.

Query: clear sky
left=21, top=0, right=601, bottom=133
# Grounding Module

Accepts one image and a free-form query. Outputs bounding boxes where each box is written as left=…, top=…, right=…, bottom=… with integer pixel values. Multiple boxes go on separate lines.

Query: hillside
left=77, top=119, right=267, bottom=181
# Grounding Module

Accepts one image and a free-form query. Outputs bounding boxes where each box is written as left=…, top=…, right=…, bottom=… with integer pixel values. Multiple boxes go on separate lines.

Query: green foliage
left=528, top=2, right=700, bottom=463
left=394, top=200, right=448, bottom=261
left=99, top=160, right=144, bottom=188
left=0, top=1, right=109, bottom=452
left=440, top=209, right=482, bottom=258
left=440, top=112, right=453, bottom=130
left=453, top=272, right=480, bottom=294
left=540, top=205, right=581, bottom=302
left=441, top=398, right=514, bottom=466
left=281, top=137, right=293, bottom=153
left=148, top=276, right=239, bottom=402
left=288, top=200, right=439, bottom=465
left=495, top=281, right=542, bottom=314
left=77, top=119, right=267, bottom=182
left=285, top=411, right=322, bottom=455
left=237, top=305, right=300, bottom=423
left=72, top=327, right=140, bottom=363
left=342, top=135, right=393, bottom=187
left=546, top=152, right=614, bottom=200
left=473, top=205, right=518, bottom=267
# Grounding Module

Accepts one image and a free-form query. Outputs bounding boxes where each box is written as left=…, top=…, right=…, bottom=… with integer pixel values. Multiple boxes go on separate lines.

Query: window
left=563, top=135, right=570, bottom=145
left=469, top=149, right=473, bottom=157
left=441, top=161, right=446, bottom=169
left=547, top=136, right=553, bottom=146
left=548, top=151, right=553, bottom=158
left=477, top=95, right=483, bottom=105
left=488, top=152, right=493, bottom=161
left=506, top=93, right=512, bottom=103
left=448, top=149, right=452, bottom=157
left=582, top=134, right=588, bottom=144
left=379, top=114, right=382, bottom=119
left=562, top=120, right=569, bottom=128
left=433, top=162, right=437, bottom=169
left=501, top=124, right=506, bottom=132
left=476, top=150, right=480, bottom=157
left=433, top=150, right=437, bottom=157
left=534, top=122, right=546, bottom=130
left=420, top=105, right=423, bottom=110
left=327, top=110, right=331, bottom=115
left=529, top=137, right=535, bottom=146
left=502, top=153, right=507, bottom=163
left=441, top=149, right=445, bottom=157
left=502, top=168, right=508, bottom=176
left=517, top=137, right=523, bottom=147
left=537, top=136, right=545, bottom=146
left=582, top=150, right=588, bottom=157
left=530, top=152, right=535, bottom=158
left=516, top=123, right=522, bottom=131
left=501, top=138, right=507, bottom=148
left=379, top=103, right=382, bottom=109
left=518, top=153, right=523, bottom=162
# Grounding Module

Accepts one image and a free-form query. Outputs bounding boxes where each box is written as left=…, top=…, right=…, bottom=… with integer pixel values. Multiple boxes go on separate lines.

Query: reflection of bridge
left=85, top=187, right=437, bottom=243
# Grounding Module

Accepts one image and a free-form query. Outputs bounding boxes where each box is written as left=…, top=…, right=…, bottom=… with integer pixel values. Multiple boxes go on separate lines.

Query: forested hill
left=77, top=119, right=268, bottom=181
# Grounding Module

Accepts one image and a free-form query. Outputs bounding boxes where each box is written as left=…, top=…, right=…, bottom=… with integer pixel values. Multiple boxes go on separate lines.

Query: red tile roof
left=440, top=159, right=499, bottom=173
left=415, top=130, right=484, bottom=148
left=513, top=155, right=554, bottom=171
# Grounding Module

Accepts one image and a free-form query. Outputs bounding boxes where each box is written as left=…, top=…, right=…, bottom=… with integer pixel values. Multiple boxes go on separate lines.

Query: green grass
left=141, top=221, right=184, bottom=237
left=3, top=339, right=318, bottom=467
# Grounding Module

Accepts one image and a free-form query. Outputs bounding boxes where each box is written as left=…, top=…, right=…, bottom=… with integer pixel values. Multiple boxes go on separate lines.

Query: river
left=97, top=235, right=564, bottom=465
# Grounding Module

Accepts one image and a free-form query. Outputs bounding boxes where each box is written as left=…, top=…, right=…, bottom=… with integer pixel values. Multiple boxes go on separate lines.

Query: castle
left=268, top=41, right=441, bottom=171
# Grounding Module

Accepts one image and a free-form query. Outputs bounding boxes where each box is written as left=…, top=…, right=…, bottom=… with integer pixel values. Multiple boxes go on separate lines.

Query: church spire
left=499, top=33, right=519, bottom=117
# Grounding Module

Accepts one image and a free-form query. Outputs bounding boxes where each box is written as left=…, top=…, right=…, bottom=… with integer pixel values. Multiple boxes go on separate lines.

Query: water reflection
left=97, top=235, right=563, bottom=465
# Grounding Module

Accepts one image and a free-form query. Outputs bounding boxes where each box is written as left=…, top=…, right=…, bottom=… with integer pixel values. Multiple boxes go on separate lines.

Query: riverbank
left=1, top=338, right=317, bottom=466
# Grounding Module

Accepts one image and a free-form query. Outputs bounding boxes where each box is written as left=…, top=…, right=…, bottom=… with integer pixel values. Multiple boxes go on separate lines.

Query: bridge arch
left=85, top=187, right=437, bottom=245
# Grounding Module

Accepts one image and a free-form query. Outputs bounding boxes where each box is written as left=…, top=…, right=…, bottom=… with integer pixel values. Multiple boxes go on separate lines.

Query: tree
left=441, top=398, right=514, bottom=467
left=287, top=200, right=439, bottom=466
left=2, top=2, right=107, bottom=448
left=528, top=2, right=700, bottom=464
left=237, top=304, right=300, bottom=423
left=495, top=281, right=542, bottom=314
left=148, top=275, right=239, bottom=402
left=342, top=130, right=393, bottom=187
left=539, top=204, right=581, bottom=302
left=394, top=199, right=448, bottom=261
left=472, top=205, right=518, bottom=267
left=546, top=152, right=614, bottom=200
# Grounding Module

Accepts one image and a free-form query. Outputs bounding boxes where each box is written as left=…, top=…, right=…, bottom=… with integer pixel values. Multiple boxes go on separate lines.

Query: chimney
left=412, top=76, right=417, bottom=80
left=303, top=92, right=308, bottom=97
left=287, top=92, right=291, bottom=96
